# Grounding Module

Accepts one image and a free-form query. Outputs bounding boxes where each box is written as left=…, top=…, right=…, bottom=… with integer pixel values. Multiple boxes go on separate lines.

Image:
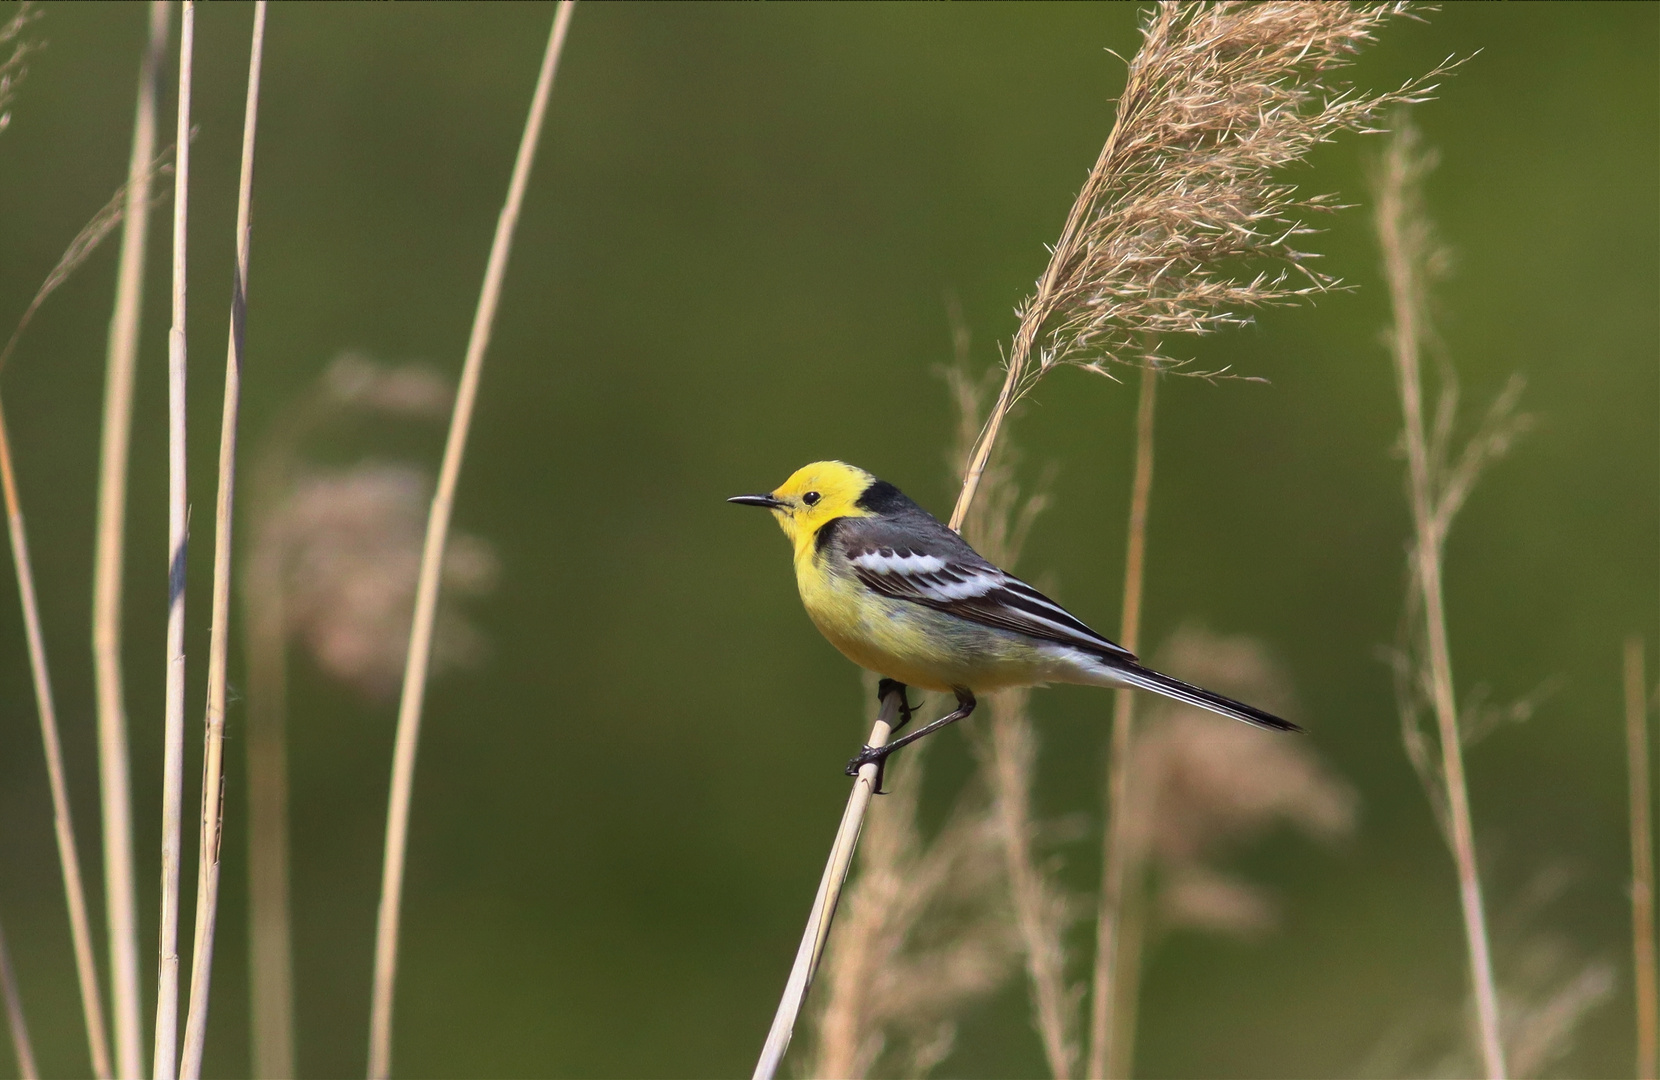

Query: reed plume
left=951, top=0, right=1447, bottom=526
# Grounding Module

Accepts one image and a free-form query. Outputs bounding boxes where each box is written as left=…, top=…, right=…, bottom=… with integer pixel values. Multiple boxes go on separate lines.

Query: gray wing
left=831, top=515, right=1137, bottom=663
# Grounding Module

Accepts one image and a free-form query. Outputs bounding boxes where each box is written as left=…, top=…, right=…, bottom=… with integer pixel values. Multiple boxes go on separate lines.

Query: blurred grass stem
left=1088, top=361, right=1157, bottom=1080
left=367, top=6, right=574, bottom=1076
left=179, top=7, right=264, bottom=1077
left=0, top=917, right=36, bottom=1080
left=93, top=5, right=170, bottom=1075
left=0, top=395, right=112, bottom=1079
left=1376, top=120, right=1506, bottom=1079
left=155, top=4, right=193, bottom=1077
left=1627, top=637, right=1657, bottom=1080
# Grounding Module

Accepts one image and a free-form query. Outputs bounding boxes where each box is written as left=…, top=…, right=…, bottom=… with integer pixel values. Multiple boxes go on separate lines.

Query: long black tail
left=1114, top=663, right=1303, bottom=733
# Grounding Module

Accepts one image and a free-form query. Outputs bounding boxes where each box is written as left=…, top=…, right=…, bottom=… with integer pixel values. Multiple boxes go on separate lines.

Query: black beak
left=728, top=493, right=785, bottom=509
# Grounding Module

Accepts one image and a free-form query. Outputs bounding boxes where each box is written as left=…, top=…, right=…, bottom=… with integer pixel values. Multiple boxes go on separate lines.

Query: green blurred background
left=0, top=2, right=1653, bottom=1076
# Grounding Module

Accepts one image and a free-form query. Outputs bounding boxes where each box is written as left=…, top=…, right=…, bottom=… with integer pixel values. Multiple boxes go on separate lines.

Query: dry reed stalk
left=1628, top=637, right=1657, bottom=1080
left=367, top=6, right=574, bottom=1075
left=1087, top=359, right=1156, bottom=1079
left=178, top=7, right=265, bottom=1077
left=1375, top=118, right=1517, bottom=1080
left=756, top=693, right=898, bottom=1080
left=94, top=7, right=171, bottom=1076
left=808, top=679, right=1016, bottom=1079
left=0, top=397, right=112, bottom=1079
left=155, top=4, right=194, bottom=1077
left=0, top=916, right=36, bottom=1080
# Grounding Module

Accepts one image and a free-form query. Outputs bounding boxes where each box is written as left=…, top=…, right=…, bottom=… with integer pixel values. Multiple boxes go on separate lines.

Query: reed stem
left=154, top=4, right=194, bottom=1077
left=94, top=6, right=170, bottom=1076
left=0, top=394, right=113, bottom=1079
left=367, top=7, right=574, bottom=1074
left=0, top=915, right=37, bottom=1080
left=753, top=693, right=898, bottom=1080
left=1378, top=128, right=1506, bottom=1079
left=177, top=7, right=265, bottom=1076
left=1627, top=636, right=1657, bottom=1080
left=1087, top=361, right=1156, bottom=1080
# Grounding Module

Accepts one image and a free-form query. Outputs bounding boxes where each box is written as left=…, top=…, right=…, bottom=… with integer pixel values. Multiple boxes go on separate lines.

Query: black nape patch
left=814, top=516, right=846, bottom=554
left=855, top=479, right=912, bottom=515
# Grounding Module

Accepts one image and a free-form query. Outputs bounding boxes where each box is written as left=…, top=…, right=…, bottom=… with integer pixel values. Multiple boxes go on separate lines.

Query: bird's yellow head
left=729, top=460, right=878, bottom=553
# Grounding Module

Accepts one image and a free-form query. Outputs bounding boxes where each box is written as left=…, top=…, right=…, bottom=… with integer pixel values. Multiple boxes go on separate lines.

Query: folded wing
left=847, top=543, right=1137, bottom=663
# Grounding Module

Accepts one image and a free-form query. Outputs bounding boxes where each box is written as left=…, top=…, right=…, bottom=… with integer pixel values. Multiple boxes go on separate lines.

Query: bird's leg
left=846, top=688, right=977, bottom=783
left=876, top=678, right=918, bottom=733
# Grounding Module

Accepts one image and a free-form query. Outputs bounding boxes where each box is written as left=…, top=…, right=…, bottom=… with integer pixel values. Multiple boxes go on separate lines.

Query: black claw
left=876, top=678, right=918, bottom=732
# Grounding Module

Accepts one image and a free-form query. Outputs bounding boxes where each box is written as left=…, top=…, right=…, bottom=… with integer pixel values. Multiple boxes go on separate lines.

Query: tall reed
left=0, top=917, right=36, bottom=1080
left=757, top=7, right=1442, bottom=1076
left=155, top=4, right=195, bottom=1077
left=178, top=7, right=266, bottom=1077
left=1088, top=360, right=1155, bottom=1079
left=1375, top=117, right=1529, bottom=1080
left=93, top=5, right=171, bottom=1076
left=368, top=6, right=575, bottom=1075
left=1627, top=637, right=1657, bottom=1080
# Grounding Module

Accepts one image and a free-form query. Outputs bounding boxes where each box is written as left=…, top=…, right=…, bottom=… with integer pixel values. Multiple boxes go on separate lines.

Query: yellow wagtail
left=731, top=460, right=1299, bottom=777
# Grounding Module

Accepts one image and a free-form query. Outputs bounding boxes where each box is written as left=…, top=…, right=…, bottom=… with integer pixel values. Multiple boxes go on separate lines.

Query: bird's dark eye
left=802, top=491, right=821, bottom=506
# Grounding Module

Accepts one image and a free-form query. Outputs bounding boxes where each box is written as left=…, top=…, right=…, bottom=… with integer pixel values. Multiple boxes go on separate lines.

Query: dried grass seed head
left=1127, top=625, right=1357, bottom=935
left=1013, top=1, right=1447, bottom=387
left=259, top=461, right=497, bottom=701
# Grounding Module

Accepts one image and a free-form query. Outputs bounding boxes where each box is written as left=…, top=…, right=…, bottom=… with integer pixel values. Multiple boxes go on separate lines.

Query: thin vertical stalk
left=1380, top=153, right=1505, bottom=1079
left=0, top=396, right=113, bottom=1079
left=1087, top=361, right=1156, bottom=1080
left=1627, top=637, right=1657, bottom=1080
left=0, top=916, right=37, bottom=1080
left=154, top=5, right=193, bottom=1078
left=367, top=6, right=574, bottom=1075
left=753, top=694, right=898, bottom=1080
left=94, top=6, right=170, bottom=1076
left=178, top=7, right=264, bottom=1077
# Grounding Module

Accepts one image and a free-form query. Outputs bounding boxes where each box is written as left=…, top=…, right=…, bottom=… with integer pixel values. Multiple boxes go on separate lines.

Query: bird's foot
left=845, top=742, right=896, bottom=793
left=876, top=678, right=918, bottom=732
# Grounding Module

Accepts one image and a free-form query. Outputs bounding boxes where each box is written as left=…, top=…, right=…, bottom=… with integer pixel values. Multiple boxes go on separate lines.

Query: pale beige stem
left=154, top=5, right=194, bottom=1078
left=754, top=695, right=898, bottom=1080
left=1627, top=637, right=1657, bottom=1080
left=0, top=397, right=112, bottom=1080
left=1379, top=142, right=1506, bottom=1079
left=1087, top=361, right=1156, bottom=1080
left=178, top=8, right=264, bottom=1077
left=0, top=915, right=37, bottom=1080
left=93, top=7, right=170, bottom=1076
left=367, top=6, right=574, bottom=1075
